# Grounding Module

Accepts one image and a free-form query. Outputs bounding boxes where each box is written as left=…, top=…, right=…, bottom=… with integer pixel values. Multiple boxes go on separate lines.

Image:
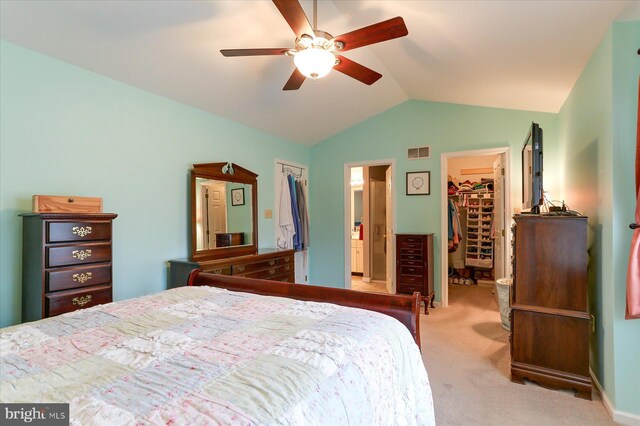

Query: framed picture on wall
left=406, top=171, right=430, bottom=195
left=231, top=188, right=245, bottom=206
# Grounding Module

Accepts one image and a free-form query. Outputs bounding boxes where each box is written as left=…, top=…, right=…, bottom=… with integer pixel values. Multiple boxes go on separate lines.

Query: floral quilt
left=1, top=286, right=435, bottom=425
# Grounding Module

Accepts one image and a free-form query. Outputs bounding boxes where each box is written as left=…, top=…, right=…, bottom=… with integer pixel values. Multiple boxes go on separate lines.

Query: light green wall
left=226, top=182, right=253, bottom=243
left=557, top=21, right=640, bottom=417
left=0, top=41, right=308, bottom=327
left=556, top=28, right=615, bottom=402
left=610, top=21, right=640, bottom=416
left=308, top=100, right=557, bottom=288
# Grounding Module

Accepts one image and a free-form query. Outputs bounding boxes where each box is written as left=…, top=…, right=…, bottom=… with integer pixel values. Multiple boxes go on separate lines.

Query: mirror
left=353, top=189, right=363, bottom=229
left=191, top=163, right=258, bottom=261
left=350, top=183, right=363, bottom=239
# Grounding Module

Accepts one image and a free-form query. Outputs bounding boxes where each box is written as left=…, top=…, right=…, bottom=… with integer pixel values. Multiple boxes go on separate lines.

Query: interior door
left=385, top=166, right=394, bottom=294
left=493, top=156, right=505, bottom=281
left=370, top=180, right=386, bottom=280
left=205, top=182, right=227, bottom=248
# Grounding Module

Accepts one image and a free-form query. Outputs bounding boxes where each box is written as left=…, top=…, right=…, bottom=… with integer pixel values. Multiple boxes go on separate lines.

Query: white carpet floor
left=420, top=284, right=615, bottom=425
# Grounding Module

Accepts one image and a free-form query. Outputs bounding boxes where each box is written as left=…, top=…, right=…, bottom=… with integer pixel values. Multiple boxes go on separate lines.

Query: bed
left=1, top=270, right=435, bottom=425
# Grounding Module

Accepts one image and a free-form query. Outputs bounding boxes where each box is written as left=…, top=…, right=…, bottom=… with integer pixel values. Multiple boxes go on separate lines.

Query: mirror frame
left=190, top=162, right=258, bottom=261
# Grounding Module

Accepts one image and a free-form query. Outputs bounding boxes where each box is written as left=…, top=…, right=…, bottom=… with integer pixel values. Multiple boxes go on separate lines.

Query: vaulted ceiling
left=1, top=1, right=638, bottom=145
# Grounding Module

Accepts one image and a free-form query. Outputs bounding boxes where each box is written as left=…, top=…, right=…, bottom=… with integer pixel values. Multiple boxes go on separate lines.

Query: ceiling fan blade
left=283, top=68, right=306, bottom=91
left=334, top=56, right=382, bottom=85
left=220, top=48, right=289, bottom=57
left=273, top=0, right=314, bottom=38
left=333, top=17, right=408, bottom=52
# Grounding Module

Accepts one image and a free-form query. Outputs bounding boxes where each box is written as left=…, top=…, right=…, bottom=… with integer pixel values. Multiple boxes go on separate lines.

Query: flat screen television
left=522, top=122, right=543, bottom=214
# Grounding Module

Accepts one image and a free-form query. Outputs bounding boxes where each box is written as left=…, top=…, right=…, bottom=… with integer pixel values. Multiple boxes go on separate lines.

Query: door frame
left=439, top=147, right=512, bottom=307
left=344, top=159, right=396, bottom=290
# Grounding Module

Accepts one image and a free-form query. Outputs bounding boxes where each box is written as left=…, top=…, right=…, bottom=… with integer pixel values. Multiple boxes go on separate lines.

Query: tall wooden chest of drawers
left=396, top=234, right=434, bottom=314
left=21, top=213, right=117, bottom=322
left=510, top=215, right=591, bottom=399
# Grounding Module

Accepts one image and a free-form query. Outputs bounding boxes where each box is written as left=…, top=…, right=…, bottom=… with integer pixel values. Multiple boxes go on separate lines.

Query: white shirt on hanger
left=276, top=173, right=295, bottom=249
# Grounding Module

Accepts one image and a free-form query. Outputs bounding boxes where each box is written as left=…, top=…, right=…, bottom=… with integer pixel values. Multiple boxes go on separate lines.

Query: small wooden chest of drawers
left=396, top=234, right=435, bottom=314
left=21, top=213, right=117, bottom=322
left=215, top=232, right=245, bottom=247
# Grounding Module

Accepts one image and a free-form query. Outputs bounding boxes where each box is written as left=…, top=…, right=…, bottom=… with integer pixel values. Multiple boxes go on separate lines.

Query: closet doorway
left=344, top=160, right=395, bottom=294
left=274, top=159, right=309, bottom=284
left=439, top=148, right=512, bottom=307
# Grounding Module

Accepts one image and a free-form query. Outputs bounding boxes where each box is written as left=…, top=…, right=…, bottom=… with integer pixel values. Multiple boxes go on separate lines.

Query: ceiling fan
left=220, top=0, right=408, bottom=91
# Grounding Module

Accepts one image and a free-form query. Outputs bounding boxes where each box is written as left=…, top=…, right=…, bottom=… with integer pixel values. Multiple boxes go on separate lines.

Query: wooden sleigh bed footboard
left=188, top=269, right=422, bottom=347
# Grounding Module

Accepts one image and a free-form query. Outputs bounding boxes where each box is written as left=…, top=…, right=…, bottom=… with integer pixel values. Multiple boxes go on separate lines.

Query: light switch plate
left=264, top=209, right=272, bottom=219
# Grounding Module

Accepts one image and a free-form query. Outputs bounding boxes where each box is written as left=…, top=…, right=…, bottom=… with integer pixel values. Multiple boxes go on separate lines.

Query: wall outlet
left=264, top=209, right=272, bottom=219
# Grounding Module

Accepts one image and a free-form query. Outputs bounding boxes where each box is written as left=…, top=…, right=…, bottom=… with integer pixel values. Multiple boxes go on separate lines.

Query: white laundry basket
left=495, top=278, right=513, bottom=331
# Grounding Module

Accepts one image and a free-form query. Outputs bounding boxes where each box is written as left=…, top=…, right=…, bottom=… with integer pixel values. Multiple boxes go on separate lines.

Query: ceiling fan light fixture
left=294, top=47, right=336, bottom=80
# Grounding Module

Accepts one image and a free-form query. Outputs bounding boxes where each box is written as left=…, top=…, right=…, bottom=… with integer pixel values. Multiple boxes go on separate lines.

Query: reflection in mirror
left=353, top=190, right=363, bottom=229
left=195, top=178, right=253, bottom=250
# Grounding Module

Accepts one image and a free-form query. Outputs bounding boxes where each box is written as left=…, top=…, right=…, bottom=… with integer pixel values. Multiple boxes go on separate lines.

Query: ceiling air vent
left=408, top=146, right=430, bottom=159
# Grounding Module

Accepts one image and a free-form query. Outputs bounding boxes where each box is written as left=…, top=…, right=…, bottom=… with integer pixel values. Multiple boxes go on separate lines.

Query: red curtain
left=626, top=77, right=640, bottom=320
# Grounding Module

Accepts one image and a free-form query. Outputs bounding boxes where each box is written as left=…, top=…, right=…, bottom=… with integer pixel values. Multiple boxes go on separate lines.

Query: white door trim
left=344, top=159, right=396, bottom=290
left=440, top=147, right=512, bottom=307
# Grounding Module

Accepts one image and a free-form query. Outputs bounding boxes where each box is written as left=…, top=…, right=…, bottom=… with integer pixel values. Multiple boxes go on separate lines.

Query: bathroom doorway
left=344, top=161, right=395, bottom=294
left=439, top=148, right=512, bottom=307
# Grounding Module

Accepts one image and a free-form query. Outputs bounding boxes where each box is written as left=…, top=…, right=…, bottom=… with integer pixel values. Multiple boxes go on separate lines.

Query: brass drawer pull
left=72, top=295, right=92, bottom=306
left=72, top=226, right=92, bottom=237
left=236, top=265, right=245, bottom=272
left=268, top=268, right=277, bottom=275
left=284, top=264, right=291, bottom=271
left=283, top=257, right=290, bottom=262
left=72, top=272, right=93, bottom=283
left=269, top=260, right=276, bottom=266
left=72, top=250, right=92, bottom=260
left=213, top=268, right=223, bottom=275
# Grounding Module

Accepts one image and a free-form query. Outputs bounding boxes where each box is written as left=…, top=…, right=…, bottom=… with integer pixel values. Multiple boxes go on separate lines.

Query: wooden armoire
left=510, top=215, right=592, bottom=399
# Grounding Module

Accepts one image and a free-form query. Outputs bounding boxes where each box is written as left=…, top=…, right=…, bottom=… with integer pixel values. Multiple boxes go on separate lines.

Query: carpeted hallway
left=420, top=284, right=614, bottom=425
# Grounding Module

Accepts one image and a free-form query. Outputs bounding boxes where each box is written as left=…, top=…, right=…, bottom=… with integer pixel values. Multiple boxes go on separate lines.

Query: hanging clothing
left=295, top=179, right=310, bottom=249
left=288, top=174, right=302, bottom=251
left=301, top=180, right=310, bottom=248
left=448, top=199, right=462, bottom=252
left=276, top=173, right=295, bottom=249
left=626, top=77, right=640, bottom=320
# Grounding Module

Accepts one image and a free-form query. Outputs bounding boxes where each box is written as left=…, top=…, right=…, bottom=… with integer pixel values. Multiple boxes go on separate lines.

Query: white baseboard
left=362, top=277, right=371, bottom=283
left=590, top=368, right=640, bottom=425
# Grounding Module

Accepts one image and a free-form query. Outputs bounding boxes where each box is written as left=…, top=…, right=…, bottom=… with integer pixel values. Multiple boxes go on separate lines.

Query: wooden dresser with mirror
left=169, top=162, right=295, bottom=288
